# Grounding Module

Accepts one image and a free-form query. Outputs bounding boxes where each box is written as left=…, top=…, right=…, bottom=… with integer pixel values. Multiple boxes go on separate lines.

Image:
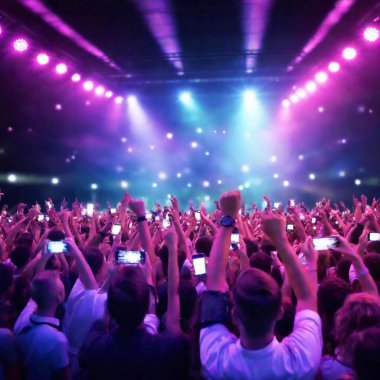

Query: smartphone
left=146, top=212, right=152, bottom=222
left=47, top=241, right=68, bottom=254
left=115, top=250, right=146, bottom=265
left=286, top=224, right=294, bottom=232
left=86, top=203, right=94, bottom=217
left=37, top=214, right=44, bottom=222
left=274, top=202, right=280, bottom=209
left=368, top=232, right=380, bottom=242
left=111, top=223, right=121, bottom=236
left=193, top=253, right=206, bottom=275
left=311, top=217, right=317, bottom=224
left=195, top=212, right=201, bottom=222
left=290, top=199, right=295, bottom=207
left=45, top=216, right=50, bottom=222
left=230, top=227, right=240, bottom=249
left=162, top=217, right=170, bottom=230
left=312, top=237, right=340, bottom=251
left=110, top=208, right=116, bottom=214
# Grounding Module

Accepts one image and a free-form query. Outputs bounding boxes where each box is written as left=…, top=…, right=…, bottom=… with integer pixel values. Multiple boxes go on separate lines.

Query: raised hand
left=170, top=195, right=179, bottom=212
left=261, top=211, right=287, bottom=245
left=220, top=190, right=241, bottom=219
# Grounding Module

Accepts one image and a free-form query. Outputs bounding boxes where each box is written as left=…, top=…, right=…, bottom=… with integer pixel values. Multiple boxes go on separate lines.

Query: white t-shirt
left=320, top=355, right=353, bottom=380
left=200, top=309, right=322, bottom=380
left=0, top=328, right=19, bottom=380
left=14, top=300, right=69, bottom=380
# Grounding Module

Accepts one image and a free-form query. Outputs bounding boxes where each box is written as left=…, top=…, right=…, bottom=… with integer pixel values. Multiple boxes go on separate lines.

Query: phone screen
left=368, top=232, right=380, bottom=241
left=110, top=208, right=116, bottom=214
left=290, top=199, right=295, bottom=207
left=146, top=213, right=152, bottom=222
left=86, top=203, right=94, bottom=217
left=37, top=214, right=44, bottom=222
left=311, top=217, right=317, bottom=224
left=286, top=224, right=294, bottom=232
left=47, top=241, right=68, bottom=254
left=274, top=202, right=280, bottom=209
left=115, top=250, right=146, bottom=265
left=195, top=212, right=201, bottom=222
left=193, top=253, right=206, bottom=275
left=313, top=237, right=340, bottom=251
left=162, top=217, right=170, bottom=230
left=111, top=224, right=121, bottom=236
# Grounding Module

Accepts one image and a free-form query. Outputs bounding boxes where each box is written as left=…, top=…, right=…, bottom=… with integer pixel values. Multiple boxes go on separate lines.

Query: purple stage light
left=305, top=81, right=317, bottom=93
left=14, top=38, right=28, bottom=52
left=83, top=81, right=94, bottom=91
left=36, top=53, right=49, bottom=65
left=363, top=26, right=379, bottom=42
left=290, top=94, right=299, bottom=103
left=127, top=95, right=137, bottom=105
left=328, top=61, right=340, bottom=73
left=0, top=25, right=3, bottom=36
left=115, top=96, right=123, bottom=104
left=105, top=90, right=113, bottom=98
left=282, top=99, right=291, bottom=108
left=296, top=88, right=307, bottom=99
left=71, top=73, right=81, bottom=82
left=56, top=63, right=67, bottom=75
left=342, top=47, right=357, bottom=60
left=94, top=86, right=105, bottom=96
left=315, top=71, right=328, bottom=84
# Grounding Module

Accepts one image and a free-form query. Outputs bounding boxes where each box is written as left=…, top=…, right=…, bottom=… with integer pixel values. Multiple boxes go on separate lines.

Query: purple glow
left=296, top=89, right=307, bottom=99
left=363, top=26, right=379, bottom=42
left=342, top=47, right=357, bottom=60
left=56, top=63, right=68, bottom=75
left=0, top=26, right=4, bottom=36
left=83, top=81, right=94, bottom=91
left=105, top=90, right=113, bottom=98
left=115, top=96, right=123, bottom=104
left=94, top=86, right=105, bottom=96
left=315, top=71, right=328, bottom=84
left=36, top=53, right=49, bottom=65
left=127, top=95, right=137, bottom=105
left=282, top=99, right=291, bottom=108
left=14, top=38, right=28, bottom=52
left=71, top=73, right=81, bottom=82
left=290, top=94, right=299, bottom=103
left=328, top=61, right=340, bottom=73
left=305, top=81, right=317, bottom=93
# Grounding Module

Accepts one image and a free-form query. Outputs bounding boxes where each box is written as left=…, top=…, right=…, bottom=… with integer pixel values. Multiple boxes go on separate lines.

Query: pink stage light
left=315, top=71, right=328, bottom=83
left=71, top=73, right=81, bottom=82
left=290, top=94, right=299, bottom=103
left=305, top=81, right=317, bottom=93
left=328, top=61, right=340, bottom=73
left=56, top=63, right=67, bottom=74
left=14, top=38, right=28, bottom=52
left=36, top=53, right=49, bottom=65
left=363, top=26, right=379, bottom=42
left=94, top=86, right=105, bottom=96
left=83, top=81, right=94, bottom=91
left=282, top=99, right=291, bottom=108
left=105, top=91, right=113, bottom=98
left=342, top=47, right=357, bottom=60
left=296, top=88, right=307, bottom=99
left=115, top=96, right=123, bottom=104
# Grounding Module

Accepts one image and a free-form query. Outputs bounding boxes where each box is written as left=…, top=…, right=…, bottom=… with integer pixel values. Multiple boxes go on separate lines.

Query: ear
left=276, top=305, right=284, bottom=321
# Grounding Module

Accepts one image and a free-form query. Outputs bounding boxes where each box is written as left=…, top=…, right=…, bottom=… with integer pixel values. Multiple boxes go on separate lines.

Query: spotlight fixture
left=115, top=96, right=123, bottom=104
left=83, top=81, right=94, bottom=91
left=105, top=91, right=113, bottom=98
left=56, top=63, right=68, bottom=75
left=305, top=81, right=317, bottom=93
left=36, top=53, right=49, bottom=65
left=282, top=99, right=291, bottom=108
left=342, top=47, right=357, bottom=60
left=14, top=38, right=28, bottom=52
left=363, top=26, right=379, bottom=42
left=328, top=62, right=340, bottom=73
left=71, top=73, right=81, bottom=82
left=315, top=71, right=328, bottom=84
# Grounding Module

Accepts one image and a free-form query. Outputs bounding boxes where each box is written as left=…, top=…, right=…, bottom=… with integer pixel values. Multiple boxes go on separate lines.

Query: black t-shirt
left=79, top=320, right=191, bottom=380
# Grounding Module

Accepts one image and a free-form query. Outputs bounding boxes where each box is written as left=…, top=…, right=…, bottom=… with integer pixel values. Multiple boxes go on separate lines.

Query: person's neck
left=240, top=332, right=274, bottom=350
left=35, top=305, right=57, bottom=318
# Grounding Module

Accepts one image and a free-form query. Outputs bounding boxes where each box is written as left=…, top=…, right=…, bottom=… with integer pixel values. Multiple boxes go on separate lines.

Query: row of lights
left=282, top=26, right=380, bottom=108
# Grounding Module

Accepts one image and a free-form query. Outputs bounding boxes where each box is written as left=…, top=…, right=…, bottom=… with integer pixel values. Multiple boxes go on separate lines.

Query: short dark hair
left=335, top=258, right=352, bottom=283
left=0, top=264, right=13, bottom=293
left=364, top=253, right=380, bottom=282
left=195, top=235, right=213, bottom=257
left=84, top=248, right=104, bottom=276
left=367, top=241, right=380, bottom=255
left=233, top=268, right=282, bottom=337
left=260, top=242, right=276, bottom=255
left=107, top=266, right=149, bottom=329
left=244, top=239, right=259, bottom=258
left=10, top=245, right=31, bottom=268
left=47, top=229, right=65, bottom=241
left=249, top=251, right=272, bottom=273
left=15, top=232, right=33, bottom=248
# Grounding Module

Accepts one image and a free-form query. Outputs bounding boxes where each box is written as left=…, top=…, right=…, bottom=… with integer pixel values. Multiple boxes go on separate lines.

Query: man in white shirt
left=14, top=270, right=70, bottom=380
left=199, top=191, right=322, bottom=380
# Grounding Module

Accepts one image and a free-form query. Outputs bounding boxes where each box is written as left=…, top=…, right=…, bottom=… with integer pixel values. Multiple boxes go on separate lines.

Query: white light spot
left=187, top=183, right=192, bottom=188
left=127, top=147, right=133, bottom=153
left=158, top=171, right=168, bottom=180
left=283, top=180, right=290, bottom=187
left=217, top=179, right=223, bottom=185
left=191, top=141, right=198, bottom=148
left=238, top=185, right=244, bottom=191
left=121, top=181, right=128, bottom=189
left=121, top=137, right=127, bottom=143
left=309, top=173, right=316, bottom=180
left=339, top=170, right=346, bottom=177
left=91, top=183, right=98, bottom=190
left=7, top=174, right=17, bottom=183
left=270, top=155, right=277, bottom=163
left=318, top=106, right=324, bottom=113
left=176, top=173, right=182, bottom=178
left=298, top=154, right=304, bottom=160
left=166, top=132, right=173, bottom=139
left=203, top=181, right=210, bottom=188
left=273, top=173, right=279, bottom=179
left=205, top=151, right=210, bottom=156
left=204, top=195, right=210, bottom=201
left=241, top=164, right=250, bottom=173
left=355, top=179, right=361, bottom=186
left=196, top=128, right=203, bottom=134
left=244, top=182, right=250, bottom=188
left=149, top=145, right=155, bottom=150
left=51, top=177, right=59, bottom=185
left=152, top=182, right=158, bottom=188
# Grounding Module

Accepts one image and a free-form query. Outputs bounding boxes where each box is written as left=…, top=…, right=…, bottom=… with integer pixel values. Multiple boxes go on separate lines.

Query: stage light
left=339, top=170, right=346, bottom=177
left=121, top=137, right=127, bottom=143
left=7, top=174, right=17, bottom=183
left=179, top=91, right=192, bottom=105
left=283, top=180, right=290, bottom=187
left=204, top=195, right=210, bottom=201
left=241, top=164, right=250, bottom=173
left=282, top=99, right=291, bottom=108
left=318, top=106, right=324, bottom=113
left=273, top=173, right=279, bottom=179
left=244, top=182, right=250, bottom=188
left=71, top=73, right=81, bottom=82
left=150, top=145, right=155, bottom=150
left=51, top=177, right=59, bottom=185
left=115, top=96, right=123, bottom=104
left=127, top=147, right=133, bottom=153
left=36, top=53, right=49, bottom=65
left=120, top=181, right=128, bottom=189
left=95, top=86, right=105, bottom=96
left=166, top=132, right=173, bottom=140
left=296, top=89, right=307, bottom=99
left=83, top=81, right=94, bottom=91
left=55, top=104, right=62, bottom=111
left=355, top=179, right=361, bottom=186
left=342, top=47, right=357, bottom=60
left=298, top=154, right=304, bottom=160
left=14, top=38, right=28, bottom=52
left=196, top=127, right=203, bottom=134
left=363, top=26, right=379, bottom=42
left=187, top=183, right=192, bottom=188
left=290, top=94, right=299, bottom=103
left=105, top=90, right=113, bottom=98
left=309, top=173, right=316, bottom=180
left=315, top=71, right=328, bottom=84
left=90, top=183, right=98, bottom=190
left=152, top=182, right=158, bottom=188
left=0, top=25, right=3, bottom=36
left=176, top=173, right=182, bottom=178
left=328, top=61, right=340, bottom=73
left=238, top=185, right=244, bottom=191
left=158, top=171, right=167, bottom=180
left=205, top=151, right=210, bottom=156
left=127, top=95, right=137, bottom=104
left=56, top=63, right=67, bottom=75
left=243, top=89, right=256, bottom=103
left=203, top=181, right=210, bottom=188
left=217, top=179, right=223, bottom=185
left=270, top=155, right=277, bottom=163
left=305, top=81, right=317, bottom=93
left=190, top=141, right=198, bottom=149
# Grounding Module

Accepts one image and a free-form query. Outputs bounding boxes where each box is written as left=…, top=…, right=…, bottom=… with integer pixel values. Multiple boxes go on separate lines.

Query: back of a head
left=195, top=235, right=213, bottom=257
left=107, top=266, right=149, bottom=330
left=30, top=270, right=64, bottom=308
left=249, top=251, right=272, bottom=274
left=335, top=293, right=380, bottom=348
left=0, top=264, right=14, bottom=294
left=15, top=233, right=34, bottom=248
left=244, top=239, right=259, bottom=258
left=47, top=228, right=65, bottom=242
left=260, top=242, right=276, bottom=255
left=84, top=248, right=105, bottom=276
left=352, top=327, right=380, bottom=380
left=335, top=258, right=352, bottom=284
left=10, top=245, right=31, bottom=269
left=233, top=268, right=282, bottom=337
left=363, top=253, right=380, bottom=282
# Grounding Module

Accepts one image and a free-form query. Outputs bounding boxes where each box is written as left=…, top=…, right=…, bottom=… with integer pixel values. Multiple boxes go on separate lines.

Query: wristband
left=137, top=216, right=147, bottom=223
left=356, top=267, right=369, bottom=278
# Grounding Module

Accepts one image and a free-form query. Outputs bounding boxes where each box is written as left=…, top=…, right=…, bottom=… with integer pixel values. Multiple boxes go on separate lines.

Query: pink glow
left=94, top=86, right=105, bottom=96
left=328, top=61, right=340, bottom=73
left=83, top=81, right=94, bottom=91
left=14, top=38, right=28, bottom=52
left=290, top=94, right=299, bottom=103
left=0, top=26, right=3, bottom=36
left=105, top=91, right=113, bottom=98
left=36, top=53, right=49, bottom=65
left=296, top=89, right=307, bottom=99
left=282, top=99, right=291, bottom=108
left=71, top=73, right=81, bottom=82
left=342, top=47, right=357, bottom=60
left=305, top=81, right=317, bottom=93
left=56, top=63, right=67, bottom=74
left=115, top=96, right=123, bottom=104
left=363, top=26, right=379, bottom=42
left=315, top=71, right=328, bottom=83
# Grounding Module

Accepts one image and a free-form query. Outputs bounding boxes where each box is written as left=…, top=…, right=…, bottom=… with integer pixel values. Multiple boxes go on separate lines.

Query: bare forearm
left=353, top=257, right=378, bottom=297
